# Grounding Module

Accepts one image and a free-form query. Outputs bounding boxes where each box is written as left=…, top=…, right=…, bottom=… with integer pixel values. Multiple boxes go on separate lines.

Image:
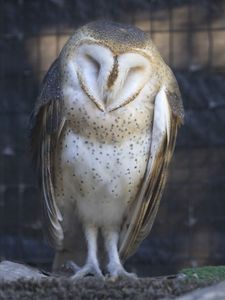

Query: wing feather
left=119, top=80, right=184, bottom=262
left=30, top=59, right=64, bottom=249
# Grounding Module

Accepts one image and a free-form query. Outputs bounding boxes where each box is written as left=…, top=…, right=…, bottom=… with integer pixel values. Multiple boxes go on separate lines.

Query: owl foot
left=65, top=260, right=80, bottom=273
left=71, top=262, right=104, bottom=280
left=107, top=262, right=137, bottom=281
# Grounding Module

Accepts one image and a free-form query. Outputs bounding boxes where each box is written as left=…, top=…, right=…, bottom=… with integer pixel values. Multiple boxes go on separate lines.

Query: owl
left=30, top=21, right=184, bottom=279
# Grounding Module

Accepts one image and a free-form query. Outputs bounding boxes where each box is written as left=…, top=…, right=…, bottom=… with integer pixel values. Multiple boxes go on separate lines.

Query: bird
left=30, top=20, right=184, bottom=280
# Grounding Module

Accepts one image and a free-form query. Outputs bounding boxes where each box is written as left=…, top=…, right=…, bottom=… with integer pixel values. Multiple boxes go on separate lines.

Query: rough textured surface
left=0, top=275, right=209, bottom=300
left=0, top=261, right=223, bottom=299
left=0, top=261, right=214, bottom=300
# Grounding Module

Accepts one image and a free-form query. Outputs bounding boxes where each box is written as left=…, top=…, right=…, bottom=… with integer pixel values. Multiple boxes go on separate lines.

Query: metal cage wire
left=0, top=0, right=225, bottom=276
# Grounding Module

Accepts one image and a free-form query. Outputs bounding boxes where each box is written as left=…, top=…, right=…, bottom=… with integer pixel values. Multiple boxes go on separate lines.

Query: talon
left=65, top=260, right=80, bottom=272
left=107, top=263, right=137, bottom=280
left=71, top=263, right=104, bottom=280
left=109, top=271, right=137, bottom=281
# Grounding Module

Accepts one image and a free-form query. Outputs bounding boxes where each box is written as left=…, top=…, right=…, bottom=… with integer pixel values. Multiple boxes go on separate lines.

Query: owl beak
left=107, top=56, right=119, bottom=89
left=101, top=57, right=118, bottom=108
left=103, top=95, right=108, bottom=106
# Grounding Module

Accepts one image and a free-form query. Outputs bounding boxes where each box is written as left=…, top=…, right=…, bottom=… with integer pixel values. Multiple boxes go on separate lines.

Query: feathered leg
left=71, top=225, right=103, bottom=279
left=102, top=228, right=137, bottom=280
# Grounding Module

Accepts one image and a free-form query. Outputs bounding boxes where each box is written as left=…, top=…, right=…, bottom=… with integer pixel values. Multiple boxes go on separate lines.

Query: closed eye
left=75, top=43, right=114, bottom=111
left=128, top=66, right=143, bottom=74
left=125, top=66, right=144, bottom=83
left=85, top=54, right=101, bottom=77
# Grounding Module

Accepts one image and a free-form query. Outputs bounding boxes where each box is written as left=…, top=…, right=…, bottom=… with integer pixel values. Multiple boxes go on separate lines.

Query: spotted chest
left=54, top=90, right=154, bottom=227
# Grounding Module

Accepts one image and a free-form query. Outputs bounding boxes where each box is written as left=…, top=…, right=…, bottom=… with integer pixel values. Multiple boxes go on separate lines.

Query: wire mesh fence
left=0, top=0, right=225, bottom=276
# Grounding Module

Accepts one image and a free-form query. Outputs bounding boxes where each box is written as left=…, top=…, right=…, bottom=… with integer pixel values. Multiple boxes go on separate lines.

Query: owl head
left=59, top=21, right=166, bottom=112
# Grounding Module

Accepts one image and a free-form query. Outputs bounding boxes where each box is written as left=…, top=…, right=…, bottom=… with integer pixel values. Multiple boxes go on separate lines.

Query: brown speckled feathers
left=30, top=21, right=184, bottom=270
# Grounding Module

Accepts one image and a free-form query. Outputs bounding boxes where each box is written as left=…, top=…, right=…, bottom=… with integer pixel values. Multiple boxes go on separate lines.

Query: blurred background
left=0, top=0, right=225, bottom=277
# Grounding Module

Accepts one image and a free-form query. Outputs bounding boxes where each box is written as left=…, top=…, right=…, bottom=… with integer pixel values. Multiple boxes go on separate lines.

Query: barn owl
left=30, top=21, right=184, bottom=279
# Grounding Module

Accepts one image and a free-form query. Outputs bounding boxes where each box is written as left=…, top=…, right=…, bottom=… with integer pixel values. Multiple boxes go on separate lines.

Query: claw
left=71, top=263, right=104, bottom=280
left=65, top=260, right=80, bottom=273
left=107, top=263, right=137, bottom=281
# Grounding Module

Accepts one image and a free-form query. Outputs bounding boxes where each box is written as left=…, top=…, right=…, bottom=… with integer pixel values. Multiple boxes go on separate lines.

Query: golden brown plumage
left=30, top=21, right=184, bottom=279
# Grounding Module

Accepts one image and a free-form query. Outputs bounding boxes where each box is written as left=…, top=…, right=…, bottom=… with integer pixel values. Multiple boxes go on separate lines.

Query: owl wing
left=30, top=59, right=65, bottom=249
left=119, top=72, right=184, bottom=262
